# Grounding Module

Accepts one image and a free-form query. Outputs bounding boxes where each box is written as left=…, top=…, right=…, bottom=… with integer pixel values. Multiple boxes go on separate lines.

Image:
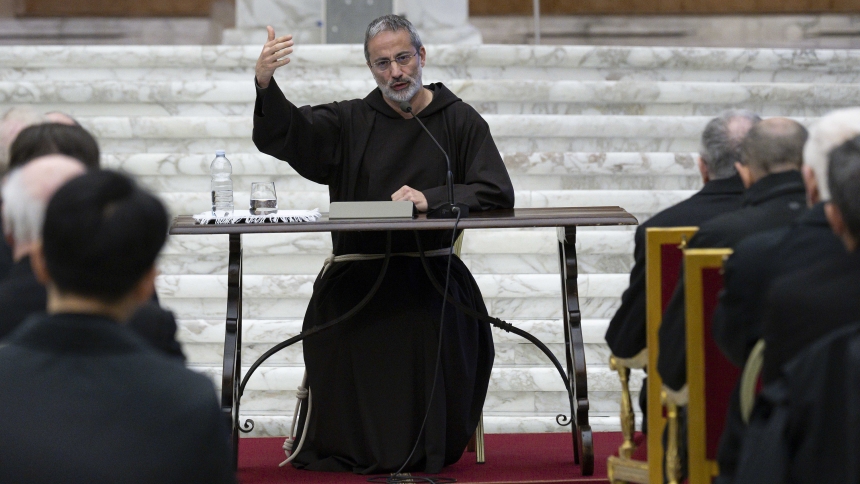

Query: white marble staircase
left=2, top=45, right=858, bottom=436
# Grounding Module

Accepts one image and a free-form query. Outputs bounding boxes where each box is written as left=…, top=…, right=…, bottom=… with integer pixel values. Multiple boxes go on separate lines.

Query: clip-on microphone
left=399, top=101, right=469, bottom=219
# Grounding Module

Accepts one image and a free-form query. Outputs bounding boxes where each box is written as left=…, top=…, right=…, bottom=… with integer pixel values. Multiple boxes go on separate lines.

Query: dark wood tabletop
left=169, top=206, right=638, bottom=234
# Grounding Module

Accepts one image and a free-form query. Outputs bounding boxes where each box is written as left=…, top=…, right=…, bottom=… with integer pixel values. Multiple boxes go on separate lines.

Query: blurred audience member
left=44, top=111, right=80, bottom=126
left=8, top=122, right=100, bottom=171
left=0, top=170, right=234, bottom=484
left=0, top=155, right=184, bottom=359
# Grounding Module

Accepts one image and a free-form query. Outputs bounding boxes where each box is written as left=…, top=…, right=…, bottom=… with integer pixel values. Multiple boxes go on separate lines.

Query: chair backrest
left=645, top=227, right=698, bottom=483
left=683, top=248, right=739, bottom=483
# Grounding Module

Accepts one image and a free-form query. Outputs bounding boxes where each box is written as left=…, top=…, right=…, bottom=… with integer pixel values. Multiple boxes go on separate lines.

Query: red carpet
left=238, top=432, right=623, bottom=483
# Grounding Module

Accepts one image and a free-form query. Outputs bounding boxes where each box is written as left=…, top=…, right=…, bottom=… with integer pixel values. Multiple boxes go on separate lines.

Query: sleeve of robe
left=604, top=223, right=648, bottom=358
left=252, top=77, right=342, bottom=186
left=421, top=106, right=514, bottom=212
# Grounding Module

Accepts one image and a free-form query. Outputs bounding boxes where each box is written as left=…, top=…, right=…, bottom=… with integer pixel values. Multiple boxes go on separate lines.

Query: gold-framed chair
left=607, top=227, right=698, bottom=484
left=682, top=248, right=740, bottom=483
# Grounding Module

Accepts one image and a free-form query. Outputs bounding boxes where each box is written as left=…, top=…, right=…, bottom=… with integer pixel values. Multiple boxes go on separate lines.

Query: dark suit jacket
left=657, top=170, right=807, bottom=390
left=605, top=175, right=744, bottom=358
left=0, top=256, right=185, bottom=360
left=0, top=313, right=235, bottom=484
left=713, top=203, right=846, bottom=367
left=711, top=203, right=847, bottom=482
left=762, top=249, right=860, bottom=383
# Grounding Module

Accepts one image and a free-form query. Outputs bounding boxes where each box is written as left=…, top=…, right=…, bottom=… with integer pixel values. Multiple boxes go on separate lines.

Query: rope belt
left=321, top=248, right=453, bottom=275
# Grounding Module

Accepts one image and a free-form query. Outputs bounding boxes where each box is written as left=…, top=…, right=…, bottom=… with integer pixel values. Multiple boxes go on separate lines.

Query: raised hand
left=255, top=26, right=293, bottom=89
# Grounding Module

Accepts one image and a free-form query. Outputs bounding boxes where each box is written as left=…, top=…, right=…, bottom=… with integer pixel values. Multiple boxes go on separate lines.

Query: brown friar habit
left=253, top=78, right=515, bottom=474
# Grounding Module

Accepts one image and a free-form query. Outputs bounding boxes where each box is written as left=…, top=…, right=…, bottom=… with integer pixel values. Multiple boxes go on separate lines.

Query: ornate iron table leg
left=557, top=226, right=594, bottom=475
left=223, top=233, right=243, bottom=469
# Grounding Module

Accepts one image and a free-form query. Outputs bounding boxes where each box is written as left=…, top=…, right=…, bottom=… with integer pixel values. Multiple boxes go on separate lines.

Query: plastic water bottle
left=210, top=150, right=233, bottom=215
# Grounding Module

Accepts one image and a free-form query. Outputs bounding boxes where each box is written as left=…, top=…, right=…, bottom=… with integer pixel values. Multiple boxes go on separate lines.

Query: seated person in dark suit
left=712, top=109, right=860, bottom=482
left=604, top=110, right=758, bottom=430
left=0, top=155, right=184, bottom=359
left=761, top=135, right=860, bottom=385
left=658, top=117, right=809, bottom=392
left=0, top=170, right=235, bottom=484
left=733, top=321, right=860, bottom=484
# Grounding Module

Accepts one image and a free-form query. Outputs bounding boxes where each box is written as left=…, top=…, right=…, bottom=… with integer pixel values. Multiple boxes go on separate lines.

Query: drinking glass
left=250, top=182, right=278, bottom=215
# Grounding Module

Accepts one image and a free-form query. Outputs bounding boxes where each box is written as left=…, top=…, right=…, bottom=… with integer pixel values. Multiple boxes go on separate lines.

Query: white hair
left=2, top=168, right=46, bottom=247
left=803, top=108, right=860, bottom=201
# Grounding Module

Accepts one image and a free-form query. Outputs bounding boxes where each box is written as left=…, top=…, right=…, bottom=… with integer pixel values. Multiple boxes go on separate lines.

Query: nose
left=389, top=61, right=403, bottom=78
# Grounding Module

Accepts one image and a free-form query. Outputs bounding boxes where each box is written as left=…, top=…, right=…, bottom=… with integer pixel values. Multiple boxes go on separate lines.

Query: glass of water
left=250, top=182, right=278, bottom=215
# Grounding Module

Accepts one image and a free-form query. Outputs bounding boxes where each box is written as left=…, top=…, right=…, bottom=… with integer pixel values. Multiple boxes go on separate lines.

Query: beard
left=375, top=67, right=423, bottom=103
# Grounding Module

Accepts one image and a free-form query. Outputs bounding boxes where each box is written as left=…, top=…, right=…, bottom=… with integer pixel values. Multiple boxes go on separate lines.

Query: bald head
left=44, top=112, right=79, bottom=127
left=738, top=117, right=808, bottom=185
left=2, top=154, right=86, bottom=260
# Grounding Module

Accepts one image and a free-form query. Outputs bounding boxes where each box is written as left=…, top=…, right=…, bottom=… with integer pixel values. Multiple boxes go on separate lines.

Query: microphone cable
left=368, top=208, right=462, bottom=484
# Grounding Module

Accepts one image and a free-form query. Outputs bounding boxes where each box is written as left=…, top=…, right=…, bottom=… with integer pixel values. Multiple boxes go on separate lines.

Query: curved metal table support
left=169, top=207, right=638, bottom=476
left=558, top=226, right=594, bottom=475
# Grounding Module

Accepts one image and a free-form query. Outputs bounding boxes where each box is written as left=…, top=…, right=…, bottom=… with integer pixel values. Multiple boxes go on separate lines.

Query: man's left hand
left=391, top=185, right=427, bottom=212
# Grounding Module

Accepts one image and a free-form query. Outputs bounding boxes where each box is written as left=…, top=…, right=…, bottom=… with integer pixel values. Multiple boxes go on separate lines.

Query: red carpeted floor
left=238, top=432, right=623, bottom=484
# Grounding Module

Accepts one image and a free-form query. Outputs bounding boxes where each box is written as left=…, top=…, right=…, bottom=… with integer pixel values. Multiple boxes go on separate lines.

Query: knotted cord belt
left=321, top=248, right=453, bottom=275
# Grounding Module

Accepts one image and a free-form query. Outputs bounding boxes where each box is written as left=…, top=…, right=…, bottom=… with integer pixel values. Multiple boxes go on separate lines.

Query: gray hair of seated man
left=828, top=135, right=860, bottom=242
left=1, top=154, right=86, bottom=248
left=803, top=108, right=860, bottom=201
left=363, top=14, right=423, bottom=63
left=700, top=109, right=762, bottom=180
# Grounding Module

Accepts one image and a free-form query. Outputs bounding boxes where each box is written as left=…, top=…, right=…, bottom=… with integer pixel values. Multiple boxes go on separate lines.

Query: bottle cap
left=215, top=149, right=226, bottom=156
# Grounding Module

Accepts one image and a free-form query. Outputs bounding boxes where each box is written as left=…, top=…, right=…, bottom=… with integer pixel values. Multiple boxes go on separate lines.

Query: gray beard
left=377, top=74, right=423, bottom=103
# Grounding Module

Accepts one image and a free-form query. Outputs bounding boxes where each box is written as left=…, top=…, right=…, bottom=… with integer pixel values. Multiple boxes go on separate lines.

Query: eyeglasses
left=369, top=51, right=419, bottom=72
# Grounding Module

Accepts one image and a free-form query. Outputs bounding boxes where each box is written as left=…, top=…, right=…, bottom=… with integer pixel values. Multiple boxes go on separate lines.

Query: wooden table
left=170, top=207, right=638, bottom=475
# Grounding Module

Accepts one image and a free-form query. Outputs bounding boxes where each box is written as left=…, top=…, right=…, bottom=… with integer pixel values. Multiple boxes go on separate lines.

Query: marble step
left=161, top=295, right=619, bottom=320
left=106, top=152, right=701, bottom=177
left=190, top=364, right=639, bottom=395
left=1, top=45, right=858, bottom=84
left=77, top=115, right=814, bottom=154
left=153, top=188, right=692, bottom=217
left=156, top=273, right=626, bottom=300
left=2, top=80, right=855, bottom=117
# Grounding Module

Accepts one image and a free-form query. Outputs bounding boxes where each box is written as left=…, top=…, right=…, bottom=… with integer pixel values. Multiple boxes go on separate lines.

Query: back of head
left=700, top=110, right=762, bottom=179
left=827, top=136, right=860, bottom=243
left=0, top=106, right=45, bottom=170
left=42, top=170, right=168, bottom=302
left=8, top=123, right=100, bottom=172
left=803, top=108, right=860, bottom=201
left=2, top=154, right=87, bottom=248
left=740, top=117, right=808, bottom=176
left=363, top=14, right=422, bottom=62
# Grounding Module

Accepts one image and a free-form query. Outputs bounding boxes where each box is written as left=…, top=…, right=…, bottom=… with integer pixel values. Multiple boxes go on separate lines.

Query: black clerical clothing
left=0, top=256, right=185, bottom=360
left=0, top=313, right=235, bottom=484
left=253, top=78, right=514, bottom=473
left=733, top=322, right=860, bottom=484
left=605, top=174, right=744, bottom=359
left=710, top=203, right=846, bottom=483
left=657, top=170, right=806, bottom=391
left=762, top=249, right=860, bottom=384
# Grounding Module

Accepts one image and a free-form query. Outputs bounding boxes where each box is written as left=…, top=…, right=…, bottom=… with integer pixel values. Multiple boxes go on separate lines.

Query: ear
left=826, top=202, right=846, bottom=236
left=697, top=157, right=710, bottom=184
left=735, top=162, right=753, bottom=188
left=801, top=165, right=820, bottom=206
left=130, top=266, right=158, bottom=305
left=418, top=45, right=426, bottom=68
left=30, top=242, right=51, bottom=285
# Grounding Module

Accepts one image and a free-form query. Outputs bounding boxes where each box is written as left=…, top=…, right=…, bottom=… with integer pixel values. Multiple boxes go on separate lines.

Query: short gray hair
left=2, top=168, right=45, bottom=247
left=700, top=110, right=762, bottom=179
left=803, top=108, right=860, bottom=201
left=828, top=135, right=860, bottom=241
left=364, top=14, right=422, bottom=63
